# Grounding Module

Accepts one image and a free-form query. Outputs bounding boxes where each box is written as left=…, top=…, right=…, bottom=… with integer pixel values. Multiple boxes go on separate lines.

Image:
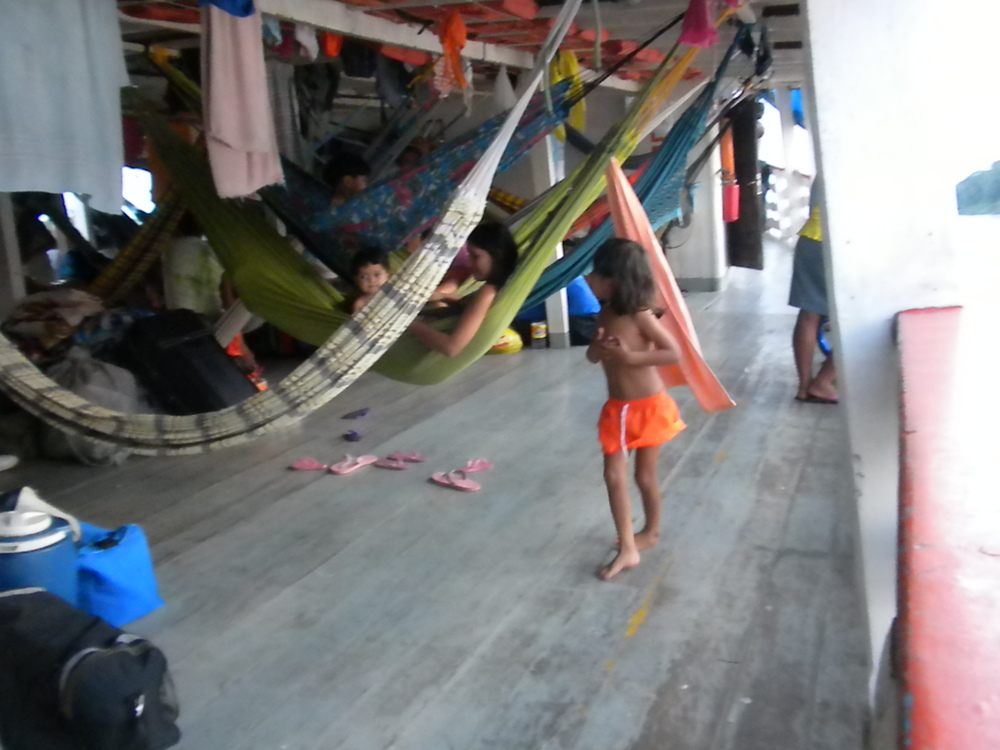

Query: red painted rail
left=897, top=306, right=1000, bottom=749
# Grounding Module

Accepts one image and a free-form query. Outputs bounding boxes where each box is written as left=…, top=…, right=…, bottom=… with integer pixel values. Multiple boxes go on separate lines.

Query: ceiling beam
left=257, top=0, right=639, bottom=90
left=258, top=0, right=536, bottom=67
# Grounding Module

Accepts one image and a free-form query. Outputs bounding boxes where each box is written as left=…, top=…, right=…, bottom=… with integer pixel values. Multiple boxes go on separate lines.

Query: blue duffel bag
left=77, top=523, right=164, bottom=627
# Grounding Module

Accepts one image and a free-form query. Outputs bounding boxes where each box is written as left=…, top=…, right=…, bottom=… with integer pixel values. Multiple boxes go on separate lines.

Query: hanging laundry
left=549, top=50, right=586, bottom=140
left=198, top=0, right=255, bottom=17
left=436, top=10, right=468, bottom=91
left=321, top=32, right=343, bottom=58
left=294, top=24, right=319, bottom=60
left=201, top=4, right=283, bottom=198
left=678, top=0, right=719, bottom=48
left=0, top=0, right=128, bottom=213
left=461, top=60, right=475, bottom=114
left=262, top=16, right=283, bottom=46
left=376, top=54, right=413, bottom=109
left=266, top=61, right=306, bottom=167
left=293, top=64, right=341, bottom=142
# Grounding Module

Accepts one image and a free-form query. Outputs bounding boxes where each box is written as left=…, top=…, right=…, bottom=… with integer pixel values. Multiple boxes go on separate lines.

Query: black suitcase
left=0, top=588, right=180, bottom=750
left=117, top=309, right=258, bottom=415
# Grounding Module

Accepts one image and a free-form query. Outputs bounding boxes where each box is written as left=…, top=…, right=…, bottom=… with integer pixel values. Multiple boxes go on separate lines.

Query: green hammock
left=380, top=42, right=709, bottom=385
left=0, top=0, right=585, bottom=454
left=130, top=28, right=705, bottom=390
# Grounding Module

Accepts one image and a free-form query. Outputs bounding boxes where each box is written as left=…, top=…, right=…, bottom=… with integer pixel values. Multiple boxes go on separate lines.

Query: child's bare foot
left=614, top=528, right=660, bottom=551
left=598, top=548, right=640, bottom=581
left=634, top=528, right=660, bottom=551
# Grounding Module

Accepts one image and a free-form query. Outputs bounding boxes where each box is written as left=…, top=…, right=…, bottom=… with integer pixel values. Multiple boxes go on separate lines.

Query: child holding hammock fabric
left=585, top=238, right=686, bottom=581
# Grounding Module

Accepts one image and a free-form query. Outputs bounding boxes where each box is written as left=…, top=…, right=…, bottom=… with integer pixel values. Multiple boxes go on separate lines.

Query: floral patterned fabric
left=261, top=81, right=574, bottom=273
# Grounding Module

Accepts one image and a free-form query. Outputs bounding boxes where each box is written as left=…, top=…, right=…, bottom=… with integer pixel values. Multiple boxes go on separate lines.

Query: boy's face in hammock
left=355, top=263, right=390, bottom=296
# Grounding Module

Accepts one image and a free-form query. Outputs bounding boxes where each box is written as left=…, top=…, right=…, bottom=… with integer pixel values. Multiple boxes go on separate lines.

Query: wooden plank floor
left=1, top=240, right=870, bottom=749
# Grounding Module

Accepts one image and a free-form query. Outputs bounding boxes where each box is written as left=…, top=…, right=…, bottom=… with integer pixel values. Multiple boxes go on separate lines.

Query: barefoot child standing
left=585, top=238, right=686, bottom=581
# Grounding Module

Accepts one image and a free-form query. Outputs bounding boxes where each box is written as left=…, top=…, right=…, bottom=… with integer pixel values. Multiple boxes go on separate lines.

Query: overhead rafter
left=256, top=0, right=639, bottom=90
left=250, top=0, right=636, bottom=91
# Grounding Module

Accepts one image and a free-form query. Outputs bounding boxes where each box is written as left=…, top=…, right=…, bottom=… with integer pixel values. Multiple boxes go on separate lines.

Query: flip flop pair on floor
left=289, top=453, right=493, bottom=491
left=289, top=450, right=424, bottom=474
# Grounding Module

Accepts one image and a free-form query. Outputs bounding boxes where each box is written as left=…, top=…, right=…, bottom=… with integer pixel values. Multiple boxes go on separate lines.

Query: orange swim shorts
left=597, top=391, right=686, bottom=455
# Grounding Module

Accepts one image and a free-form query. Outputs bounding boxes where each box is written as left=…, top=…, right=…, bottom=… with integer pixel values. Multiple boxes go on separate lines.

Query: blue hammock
left=261, top=81, right=575, bottom=279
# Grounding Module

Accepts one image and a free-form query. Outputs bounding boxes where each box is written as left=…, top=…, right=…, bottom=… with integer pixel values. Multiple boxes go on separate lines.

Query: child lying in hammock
left=350, top=246, right=392, bottom=313
left=408, top=222, right=518, bottom=357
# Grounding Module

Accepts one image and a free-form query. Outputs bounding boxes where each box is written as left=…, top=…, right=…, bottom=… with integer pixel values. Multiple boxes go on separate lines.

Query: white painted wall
left=803, top=0, right=1000, bottom=690
left=0, top=193, right=25, bottom=318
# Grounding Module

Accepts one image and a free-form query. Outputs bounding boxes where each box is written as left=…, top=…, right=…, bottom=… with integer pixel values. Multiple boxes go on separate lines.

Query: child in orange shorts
left=586, top=238, right=685, bottom=581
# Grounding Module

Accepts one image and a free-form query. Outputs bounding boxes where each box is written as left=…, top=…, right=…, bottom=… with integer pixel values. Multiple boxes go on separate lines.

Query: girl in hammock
left=408, top=222, right=518, bottom=357
left=585, top=238, right=685, bottom=581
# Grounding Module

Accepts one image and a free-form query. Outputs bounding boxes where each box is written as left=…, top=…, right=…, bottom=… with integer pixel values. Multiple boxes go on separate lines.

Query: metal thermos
left=0, top=510, right=78, bottom=605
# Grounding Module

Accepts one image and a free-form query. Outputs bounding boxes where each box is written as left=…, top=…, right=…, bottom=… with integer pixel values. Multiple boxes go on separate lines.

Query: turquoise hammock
left=521, top=27, right=747, bottom=310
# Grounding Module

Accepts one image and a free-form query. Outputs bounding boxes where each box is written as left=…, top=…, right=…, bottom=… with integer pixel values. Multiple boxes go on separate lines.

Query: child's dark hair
left=350, top=244, right=390, bottom=278
left=323, top=152, right=371, bottom=189
left=467, top=221, right=518, bottom=288
left=396, top=145, right=422, bottom=167
left=591, top=238, right=654, bottom=315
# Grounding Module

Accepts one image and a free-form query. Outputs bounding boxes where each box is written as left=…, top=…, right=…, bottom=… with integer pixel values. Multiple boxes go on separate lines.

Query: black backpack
left=0, top=588, right=180, bottom=750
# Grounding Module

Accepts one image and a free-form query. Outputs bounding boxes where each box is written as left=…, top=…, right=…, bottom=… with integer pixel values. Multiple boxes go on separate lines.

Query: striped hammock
left=0, top=0, right=586, bottom=455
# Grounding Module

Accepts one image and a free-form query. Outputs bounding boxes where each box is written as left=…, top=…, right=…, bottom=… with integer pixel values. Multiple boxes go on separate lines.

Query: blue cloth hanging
left=790, top=88, right=805, bottom=128
left=199, top=0, right=256, bottom=18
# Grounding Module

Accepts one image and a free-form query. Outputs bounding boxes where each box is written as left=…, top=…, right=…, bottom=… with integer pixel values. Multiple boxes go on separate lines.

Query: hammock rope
left=522, top=26, right=751, bottom=310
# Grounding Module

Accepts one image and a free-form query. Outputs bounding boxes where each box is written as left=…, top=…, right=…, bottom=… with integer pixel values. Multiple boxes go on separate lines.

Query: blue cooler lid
left=0, top=511, right=71, bottom=554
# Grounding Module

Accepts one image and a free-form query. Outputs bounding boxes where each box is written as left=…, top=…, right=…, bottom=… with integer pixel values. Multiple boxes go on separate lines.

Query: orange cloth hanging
left=437, top=10, right=468, bottom=90
left=605, top=157, right=736, bottom=414
left=321, top=32, right=343, bottom=58
left=720, top=125, right=739, bottom=222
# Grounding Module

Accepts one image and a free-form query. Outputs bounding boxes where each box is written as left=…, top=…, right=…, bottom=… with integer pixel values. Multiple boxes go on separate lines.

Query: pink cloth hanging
left=605, top=157, right=736, bottom=414
left=201, top=5, right=282, bottom=198
left=678, top=0, right=720, bottom=49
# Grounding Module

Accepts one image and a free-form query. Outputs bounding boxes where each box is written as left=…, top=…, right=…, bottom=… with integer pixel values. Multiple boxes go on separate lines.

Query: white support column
left=670, top=126, right=727, bottom=291
left=804, top=0, right=999, bottom=694
left=772, top=86, right=800, bottom=241
left=530, top=133, right=570, bottom=349
left=0, top=193, right=25, bottom=318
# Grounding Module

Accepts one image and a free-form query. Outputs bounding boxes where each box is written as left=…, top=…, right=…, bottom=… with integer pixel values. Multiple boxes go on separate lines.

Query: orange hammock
left=605, top=157, right=736, bottom=414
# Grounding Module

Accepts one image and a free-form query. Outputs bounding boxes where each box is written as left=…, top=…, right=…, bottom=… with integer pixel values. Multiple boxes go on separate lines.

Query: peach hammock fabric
left=606, top=157, right=737, bottom=414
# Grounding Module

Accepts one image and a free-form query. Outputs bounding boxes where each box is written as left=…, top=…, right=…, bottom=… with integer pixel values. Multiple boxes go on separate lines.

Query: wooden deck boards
left=0, top=243, right=869, bottom=749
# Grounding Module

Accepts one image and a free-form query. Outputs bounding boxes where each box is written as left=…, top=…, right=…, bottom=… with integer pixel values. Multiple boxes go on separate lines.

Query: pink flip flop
left=374, top=457, right=409, bottom=470
left=289, top=457, right=328, bottom=471
left=387, top=450, right=426, bottom=463
left=463, top=458, right=493, bottom=473
left=329, top=454, right=378, bottom=475
left=430, top=470, right=481, bottom=492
